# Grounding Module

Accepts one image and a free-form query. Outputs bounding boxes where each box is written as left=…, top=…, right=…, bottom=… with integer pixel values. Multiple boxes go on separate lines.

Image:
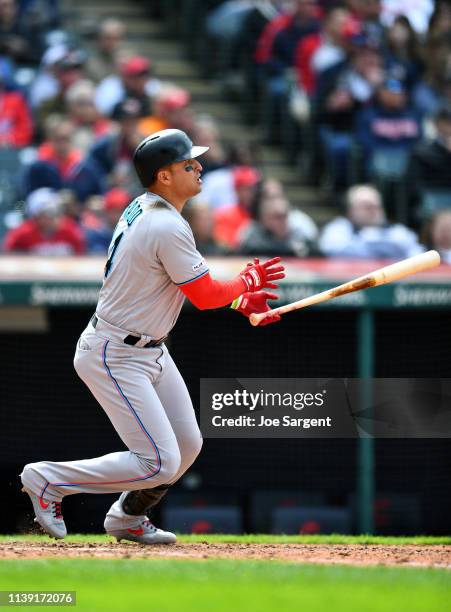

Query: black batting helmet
left=133, top=128, right=209, bottom=187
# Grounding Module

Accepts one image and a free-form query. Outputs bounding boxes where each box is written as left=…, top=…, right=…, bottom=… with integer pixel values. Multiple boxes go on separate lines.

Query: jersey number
left=104, top=200, right=143, bottom=278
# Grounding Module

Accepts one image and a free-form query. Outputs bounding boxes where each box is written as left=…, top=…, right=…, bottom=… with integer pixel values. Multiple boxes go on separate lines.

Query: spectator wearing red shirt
left=214, top=166, right=261, bottom=249
left=294, top=6, right=351, bottom=95
left=3, top=187, right=85, bottom=255
left=0, top=77, right=33, bottom=146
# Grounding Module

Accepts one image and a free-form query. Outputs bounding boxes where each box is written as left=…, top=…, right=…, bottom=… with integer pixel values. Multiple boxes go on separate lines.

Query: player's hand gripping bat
left=249, top=250, right=441, bottom=326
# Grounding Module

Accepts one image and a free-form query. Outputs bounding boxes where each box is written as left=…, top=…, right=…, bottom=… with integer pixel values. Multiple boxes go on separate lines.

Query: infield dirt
left=1, top=542, right=450, bottom=568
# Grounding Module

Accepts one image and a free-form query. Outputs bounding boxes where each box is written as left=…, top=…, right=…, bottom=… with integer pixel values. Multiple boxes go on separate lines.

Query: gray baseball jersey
left=98, top=191, right=209, bottom=339
left=21, top=190, right=206, bottom=519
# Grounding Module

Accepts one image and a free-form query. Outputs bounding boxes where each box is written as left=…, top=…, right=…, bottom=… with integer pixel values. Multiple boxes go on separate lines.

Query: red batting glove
left=239, top=257, right=285, bottom=292
left=231, top=291, right=281, bottom=326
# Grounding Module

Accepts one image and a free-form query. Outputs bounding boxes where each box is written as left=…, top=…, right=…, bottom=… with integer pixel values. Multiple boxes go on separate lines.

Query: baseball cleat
left=21, top=487, right=67, bottom=539
left=104, top=516, right=176, bottom=544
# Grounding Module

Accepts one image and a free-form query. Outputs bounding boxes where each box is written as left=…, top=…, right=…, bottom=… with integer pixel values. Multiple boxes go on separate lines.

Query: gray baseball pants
left=22, top=318, right=202, bottom=502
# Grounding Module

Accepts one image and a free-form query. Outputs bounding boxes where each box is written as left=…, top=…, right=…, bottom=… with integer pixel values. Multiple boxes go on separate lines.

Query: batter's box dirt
left=1, top=542, right=450, bottom=568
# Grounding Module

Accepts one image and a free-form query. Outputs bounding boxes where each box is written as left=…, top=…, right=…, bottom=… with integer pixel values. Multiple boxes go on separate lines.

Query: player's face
left=169, top=158, right=203, bottom=199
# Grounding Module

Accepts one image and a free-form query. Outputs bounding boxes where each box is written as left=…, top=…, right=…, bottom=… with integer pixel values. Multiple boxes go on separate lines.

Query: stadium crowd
left=0, top=0, right=450, bottom=264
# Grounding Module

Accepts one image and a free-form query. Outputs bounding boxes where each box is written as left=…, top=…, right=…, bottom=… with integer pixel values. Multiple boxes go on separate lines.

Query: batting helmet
left=133, top=129, right=209, bottom=187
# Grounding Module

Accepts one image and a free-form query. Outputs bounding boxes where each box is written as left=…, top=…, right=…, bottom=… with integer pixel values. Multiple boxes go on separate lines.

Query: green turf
left=0, top=559, right=449, bottom=612
left=1, top=534, right=450, bottom=545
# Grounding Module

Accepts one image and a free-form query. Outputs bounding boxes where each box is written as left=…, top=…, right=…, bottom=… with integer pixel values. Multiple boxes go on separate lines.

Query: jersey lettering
left=104, top=200, right=143, bottom=277
left=123, top=200, right=143, bottom=226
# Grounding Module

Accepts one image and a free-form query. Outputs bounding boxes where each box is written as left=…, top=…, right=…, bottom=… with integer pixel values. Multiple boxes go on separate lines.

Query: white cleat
left=104, top=516, right=176, bottom=544
left=21, top=487, right=67, bottom=540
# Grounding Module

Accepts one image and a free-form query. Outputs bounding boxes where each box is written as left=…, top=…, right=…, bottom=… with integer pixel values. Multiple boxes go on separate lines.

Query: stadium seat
left=272, top=506, right=352, bottom=535
left=163, top=506, right=242, bottom=534
left=250, top=490, right=326, bottom=533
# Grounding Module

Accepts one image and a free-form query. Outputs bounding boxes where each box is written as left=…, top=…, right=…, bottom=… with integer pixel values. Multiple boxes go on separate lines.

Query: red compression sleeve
left=179, top=272, right=247, bottom=310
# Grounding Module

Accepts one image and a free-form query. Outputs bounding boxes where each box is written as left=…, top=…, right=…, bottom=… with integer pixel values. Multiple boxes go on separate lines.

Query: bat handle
left=249, top=312, right=269, bottom=326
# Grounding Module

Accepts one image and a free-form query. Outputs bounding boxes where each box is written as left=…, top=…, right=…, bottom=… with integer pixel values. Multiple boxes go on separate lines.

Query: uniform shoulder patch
left=192, top=259, right=206, bottom=271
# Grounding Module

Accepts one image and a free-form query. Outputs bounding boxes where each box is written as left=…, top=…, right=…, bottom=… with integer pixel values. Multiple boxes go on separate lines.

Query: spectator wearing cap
left=35, top=47, right=88, bottom=135
left=83, top=187, right=129, bottom=254
left=314, top=32, right=384, bottom=186
left=0, top=68, right=33, bottom=146
left=22, top=115, right=104, bottom=201
left=65, top=80, right=112, bottom=153
left=319, top=184, right=422, bottom=258
left=213, top=165, right=261, bottom=249
left=355, top=78, right=422, bottom=177
left=95, top=54, right=161, bottom=117
left=3, top=187, right=85, bottom=255
left=87, top=97, right=145, bottom=193
left=86, top=18, right=128, bottom=83
left=138, top=86, right=193, bottom=137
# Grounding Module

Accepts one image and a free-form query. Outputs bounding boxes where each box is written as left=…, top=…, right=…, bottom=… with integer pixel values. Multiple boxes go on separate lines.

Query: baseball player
left=20, top=129, right=284, bottom=544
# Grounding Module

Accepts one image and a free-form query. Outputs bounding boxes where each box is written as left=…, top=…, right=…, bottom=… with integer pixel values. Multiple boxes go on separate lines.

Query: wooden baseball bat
left=250, top=250, right=441, bottom=326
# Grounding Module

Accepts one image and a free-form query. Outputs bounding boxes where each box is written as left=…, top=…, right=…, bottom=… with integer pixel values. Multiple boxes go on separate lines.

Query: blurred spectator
left=86, top=18, right=127, bottom=83
left=18, top=0, right=60, bottom=31
left=412, top=33, right=451, bottom=117
left=214, top=165, right=261, bottom=248
left=259, top=0, right=321, bottom=76
left=87, top=97, right=145, bottom=193
left=346, top=0, right=384, bottom=46
left=407, top=104, right=451, bottom=212
left=35, top=47, right=88, bottom=133
left=294, top=6, right=350, bottom=95
left=257, top=0, right=321, bottom=140
left=319, top=184, right=422, bottom=258
left=422, top=209, right=451, bottom=264
left=383, top=16, right=423, bottom=90
left=355, top=78, right=421, bottom=176
left=427, top=0, right=451, bottom=39
left=239, top=194, right=315, bottom=256
left=22, top=115, right=104, bottom=201
left=83, top=187, right=129, bottom=254
left=200, top=138, right=260, bottom=208
left=190, top=115, right=227, bottom=174
left=0, top=0, right=45, bottom=65
left=315, top=35, right=384, bottom=186
left=95, top=55, right=160, bottom=117
left=65, top=80, right=111, bottom=153
left=29, top=43, right=67, bottom=109
left=0, top=70, right=33, bottom=145
left=409, top=103, right=451, bottom=189
left=3, top=187, right=85, bottom=254
left=184, top=200, right=226, bottom=255
left=138, top=86, right=193, bottom=137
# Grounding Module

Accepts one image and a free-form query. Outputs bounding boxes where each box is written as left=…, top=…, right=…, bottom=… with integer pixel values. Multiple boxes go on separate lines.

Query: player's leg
left=21, top=332, right=182, bottom=539
left=154, top=346, right=203, bottom=483
left=110, top=346, right=202, bottom=522
left=105, top=346, right=202, bottom=531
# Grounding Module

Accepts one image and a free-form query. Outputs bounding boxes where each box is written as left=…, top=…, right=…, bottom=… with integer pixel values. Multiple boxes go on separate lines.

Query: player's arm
left=179, top=257, right=285, bottom=310
left=157, top=220, right=284, bottom=316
